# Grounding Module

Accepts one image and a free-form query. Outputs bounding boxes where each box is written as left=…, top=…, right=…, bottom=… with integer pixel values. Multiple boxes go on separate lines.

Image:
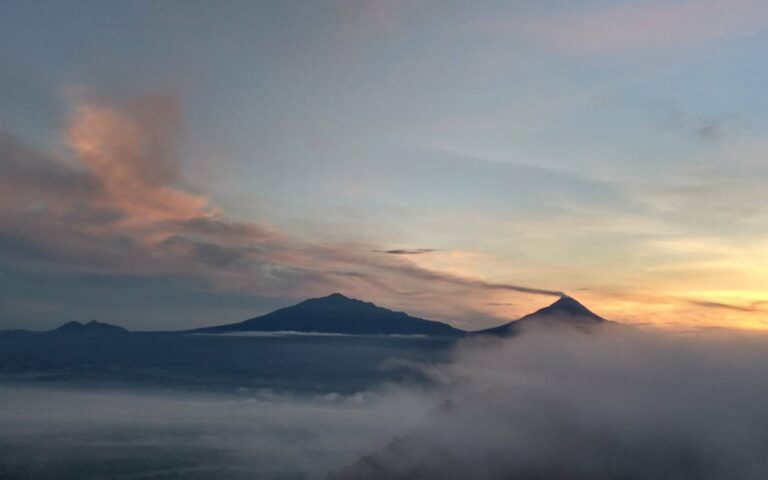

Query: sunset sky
left=2, top=0, right=768, bottom=331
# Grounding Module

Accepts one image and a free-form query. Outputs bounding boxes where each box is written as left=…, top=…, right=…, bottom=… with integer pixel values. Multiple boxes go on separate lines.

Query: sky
left=1, top=0, right=768, bottom=331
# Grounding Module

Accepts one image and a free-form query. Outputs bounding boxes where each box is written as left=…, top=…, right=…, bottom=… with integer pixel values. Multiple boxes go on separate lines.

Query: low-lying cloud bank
left=0, top=385, right=436, bottom=479
left=4, top=325, right=768, bottom=479
left=334, top=325, right=768, bottom=479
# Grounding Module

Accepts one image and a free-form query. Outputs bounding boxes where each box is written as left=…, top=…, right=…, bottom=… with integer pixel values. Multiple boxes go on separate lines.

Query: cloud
left=0, top=130, right=96, bottom=211
left=9, top=90, right=766, bottom=331
left=66, top=95, right=212, bottom=227
left=685, top=299, right=768, bottom=313
left=375, top=248, right=438, bottom=255
left=0, top=92, right=564, bottom=329
left=374, top=260, right=565, bottom=298
left=480, top=0, right=768, bottom=54
left=0, top=384, right=437, bottom=479
left=334, top=326, right=768, bottom=479
left=666, top=107, right=734, bottom=142
left=695, top=119, right=727, bottom=141
left=5, top=325, right=768, bottom=478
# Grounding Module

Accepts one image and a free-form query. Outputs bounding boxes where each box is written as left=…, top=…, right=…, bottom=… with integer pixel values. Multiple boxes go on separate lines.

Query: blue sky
left=2, top=0, right=768, bottom=330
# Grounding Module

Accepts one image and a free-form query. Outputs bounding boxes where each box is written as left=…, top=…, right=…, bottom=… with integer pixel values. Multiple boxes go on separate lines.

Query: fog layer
left=4, top=325, right=768, bottom=479
left=0, top=385, right=435, bottom=479
left=335, top=325, right=768, bottom=479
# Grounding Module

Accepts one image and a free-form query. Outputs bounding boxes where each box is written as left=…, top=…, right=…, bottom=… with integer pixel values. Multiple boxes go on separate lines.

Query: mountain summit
left=523, top=296, right=605, bottom=322
left=193, top=293, right=465, bottom=337
left=476, top=296, right=605, bottom=336
left=49, top=320, right=129, bottom=336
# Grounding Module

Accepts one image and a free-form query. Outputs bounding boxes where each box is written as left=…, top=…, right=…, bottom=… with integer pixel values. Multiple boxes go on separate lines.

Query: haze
left=4, top=326, right=768, bottom=479
left=3, top=1, right=768, bottom=330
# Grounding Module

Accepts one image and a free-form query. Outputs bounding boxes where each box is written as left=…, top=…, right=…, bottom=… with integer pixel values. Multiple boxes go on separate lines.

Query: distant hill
left=49, top=320, right=129, bottom=336
left=476, top=296, right=605, bottom=336
left=192, top=293, right=466, bottom=337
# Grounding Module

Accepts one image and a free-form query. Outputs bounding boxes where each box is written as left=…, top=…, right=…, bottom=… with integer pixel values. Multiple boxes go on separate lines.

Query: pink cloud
left=66, top=96, right=212, bottom=229
left=0, top=93, right=563, bottom=328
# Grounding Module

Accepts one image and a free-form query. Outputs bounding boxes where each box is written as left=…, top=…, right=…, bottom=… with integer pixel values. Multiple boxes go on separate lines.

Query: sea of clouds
left=3, top=324, right=768, bottom=479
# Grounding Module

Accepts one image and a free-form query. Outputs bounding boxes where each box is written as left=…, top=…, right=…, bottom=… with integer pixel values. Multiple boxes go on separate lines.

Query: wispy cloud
left=480, top=0, right=768, bottom=54
left=666, top=107, right=735, bottom=143
left=66, top=95, right=212, bottom=228
left=375, top=248, right=437, bottom=255
left=0, top=92, right=563, bottom=328
left=685, top=299, right=768, bottom=313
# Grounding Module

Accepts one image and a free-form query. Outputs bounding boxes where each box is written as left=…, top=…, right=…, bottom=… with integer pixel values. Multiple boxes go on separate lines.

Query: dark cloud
left=173, top=217, right=280, bottom=242
left=375, top=248, right=438, bottom=255
left=376, top=261, right=565, bottom=298
left=0, top=130, right=96, bottom=207
left=695, top=118, right=726, bottom=141
left=685, top=299, right=766, bottom=313
left=159, top=236, right=256, bottom=270
left=667, top=107, right=734, bottom=143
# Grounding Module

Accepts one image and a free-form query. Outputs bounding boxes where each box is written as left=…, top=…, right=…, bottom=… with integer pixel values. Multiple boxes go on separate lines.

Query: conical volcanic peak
left=524, top=295, right=605, bottom=322
left=475, top=295, right=605, bottom=336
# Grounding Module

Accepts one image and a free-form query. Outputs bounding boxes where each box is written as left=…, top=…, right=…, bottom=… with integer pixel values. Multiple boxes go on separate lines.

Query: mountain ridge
left=25, top=294, right=607, bottom=337
left=191, top=293, right=466, bottom=337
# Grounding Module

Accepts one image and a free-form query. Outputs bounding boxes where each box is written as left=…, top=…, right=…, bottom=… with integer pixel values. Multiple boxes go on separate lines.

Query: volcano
left=476, top=296, right=606, bottom=336
left=191, top=293, right=466, bottom=337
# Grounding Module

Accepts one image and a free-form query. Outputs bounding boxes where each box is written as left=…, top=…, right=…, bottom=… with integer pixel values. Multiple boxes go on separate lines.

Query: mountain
left=476, top=296, right=605, bottom=336
left=192, top=293, right=466, bottom=337
left=49, top=320, right=129, bottom=336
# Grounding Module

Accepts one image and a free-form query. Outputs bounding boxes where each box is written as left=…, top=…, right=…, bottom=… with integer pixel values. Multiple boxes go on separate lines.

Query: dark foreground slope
left=0, top=333, right=455, bottom=394
left=192, top=293, right=466, bottom=337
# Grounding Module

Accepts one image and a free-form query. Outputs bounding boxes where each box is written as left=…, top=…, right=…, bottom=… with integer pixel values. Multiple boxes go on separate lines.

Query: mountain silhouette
left=476, top=296, right=605, bottom=336
left=49, top=320, right=129, bottom=336
left=192, top=293, right=466, bottom=337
